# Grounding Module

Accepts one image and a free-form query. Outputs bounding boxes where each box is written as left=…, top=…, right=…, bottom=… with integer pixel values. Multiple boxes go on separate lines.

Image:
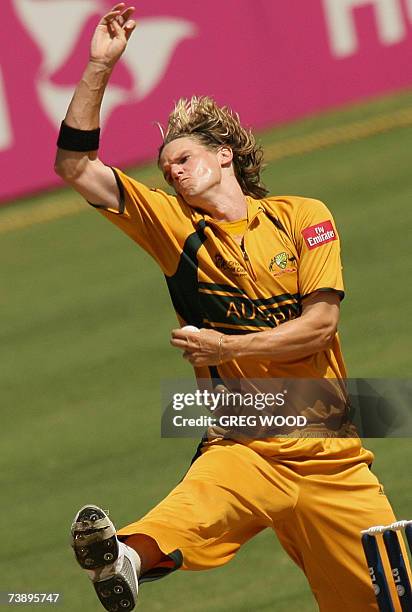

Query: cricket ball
left=181, top=325, right=200, bottom=332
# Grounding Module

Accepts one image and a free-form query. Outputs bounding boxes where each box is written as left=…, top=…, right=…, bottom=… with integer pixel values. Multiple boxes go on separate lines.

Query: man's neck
left=186, top=181, right=248, bottom=222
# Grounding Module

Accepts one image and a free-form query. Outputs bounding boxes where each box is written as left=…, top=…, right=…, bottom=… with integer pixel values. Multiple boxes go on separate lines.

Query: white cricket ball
left=181, top=325, right=200, bottom=332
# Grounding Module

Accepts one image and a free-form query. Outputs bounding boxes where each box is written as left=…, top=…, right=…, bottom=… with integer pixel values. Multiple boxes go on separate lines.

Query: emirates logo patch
left=302, top=220, right=337, bottom=250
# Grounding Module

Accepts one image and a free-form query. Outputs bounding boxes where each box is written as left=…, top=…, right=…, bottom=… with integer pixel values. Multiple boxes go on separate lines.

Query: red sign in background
left=2, top=0, right=412, bottom=202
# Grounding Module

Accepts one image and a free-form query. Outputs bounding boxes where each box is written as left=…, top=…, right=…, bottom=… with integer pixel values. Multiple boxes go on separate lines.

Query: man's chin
left=177, top=187, right=200, bottom=202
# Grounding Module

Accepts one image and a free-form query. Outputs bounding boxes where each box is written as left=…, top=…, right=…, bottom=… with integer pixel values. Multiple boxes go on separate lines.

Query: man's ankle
left=123, top=534, right=163, bottom=575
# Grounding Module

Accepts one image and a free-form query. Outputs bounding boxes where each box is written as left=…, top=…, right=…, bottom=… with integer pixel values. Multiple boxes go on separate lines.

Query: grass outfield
left=1, top=90, right=411, bottom=611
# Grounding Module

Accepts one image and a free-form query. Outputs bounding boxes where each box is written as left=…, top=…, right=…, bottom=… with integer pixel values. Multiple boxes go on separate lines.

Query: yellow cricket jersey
left=93, top=168, right=368, bottom=461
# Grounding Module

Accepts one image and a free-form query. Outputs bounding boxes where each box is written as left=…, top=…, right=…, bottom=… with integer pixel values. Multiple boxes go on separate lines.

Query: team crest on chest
left=269, top=252, right=297, bottom=276
left=270, top=252, right=288, bottom=270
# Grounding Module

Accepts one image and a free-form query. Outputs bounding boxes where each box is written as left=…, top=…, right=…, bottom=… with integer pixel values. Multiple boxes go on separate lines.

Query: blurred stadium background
left=1, top=1, right=412, bottom=610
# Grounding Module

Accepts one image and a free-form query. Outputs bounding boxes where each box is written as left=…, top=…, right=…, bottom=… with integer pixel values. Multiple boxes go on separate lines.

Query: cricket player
left=55, top=4, right=404, bottom=611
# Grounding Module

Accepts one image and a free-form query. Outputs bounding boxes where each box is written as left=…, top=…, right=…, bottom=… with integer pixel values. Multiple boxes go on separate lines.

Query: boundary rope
left=1, top=104, right=411, bottom=235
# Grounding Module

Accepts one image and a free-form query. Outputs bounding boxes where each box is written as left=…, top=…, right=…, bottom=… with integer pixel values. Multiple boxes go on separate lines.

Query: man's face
left=159, top=137, right=224, bottom=202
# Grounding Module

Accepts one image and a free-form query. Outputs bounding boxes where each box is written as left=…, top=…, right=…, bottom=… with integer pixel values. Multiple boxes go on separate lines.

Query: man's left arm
left=170, top=290, right=340, bottom=367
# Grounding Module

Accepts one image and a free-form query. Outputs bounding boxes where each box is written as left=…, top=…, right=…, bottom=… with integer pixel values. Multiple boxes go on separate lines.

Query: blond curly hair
left=158, top=96, right=268, bottom=199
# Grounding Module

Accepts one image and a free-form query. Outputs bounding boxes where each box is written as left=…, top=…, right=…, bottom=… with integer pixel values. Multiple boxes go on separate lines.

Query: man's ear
left=217, top=146, right=233, bottom=167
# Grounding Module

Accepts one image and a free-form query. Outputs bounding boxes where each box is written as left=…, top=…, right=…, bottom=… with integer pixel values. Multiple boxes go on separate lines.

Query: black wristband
left=57, top=121, right=100, bottom=152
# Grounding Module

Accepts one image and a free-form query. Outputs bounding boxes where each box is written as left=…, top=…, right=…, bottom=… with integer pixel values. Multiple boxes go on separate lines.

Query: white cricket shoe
left=71, top=504, right=140, bottom=611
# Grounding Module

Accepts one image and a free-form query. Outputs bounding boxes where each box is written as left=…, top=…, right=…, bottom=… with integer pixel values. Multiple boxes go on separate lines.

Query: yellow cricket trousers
left=117, top=440, right=407, bottom=611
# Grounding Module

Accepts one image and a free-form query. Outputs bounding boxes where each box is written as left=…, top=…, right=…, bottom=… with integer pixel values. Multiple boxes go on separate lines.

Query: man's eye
left=180, top=156, right=189, bottom=164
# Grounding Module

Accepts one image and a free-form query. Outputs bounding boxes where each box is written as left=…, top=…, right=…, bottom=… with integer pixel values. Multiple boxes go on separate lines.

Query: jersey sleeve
left=91, top=167, right=187, bottom=275
left=293, top=198, right=344, bottom=299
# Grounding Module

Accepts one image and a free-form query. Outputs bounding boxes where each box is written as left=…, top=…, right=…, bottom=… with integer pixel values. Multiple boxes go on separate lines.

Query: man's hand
left=170, top=328, right=226, bottom=367
left=90, top=3, right=136, bottom=68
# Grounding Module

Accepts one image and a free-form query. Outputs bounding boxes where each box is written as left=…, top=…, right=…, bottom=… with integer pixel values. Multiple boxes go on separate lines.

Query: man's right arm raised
left=54, top=3, right=136, bottom=211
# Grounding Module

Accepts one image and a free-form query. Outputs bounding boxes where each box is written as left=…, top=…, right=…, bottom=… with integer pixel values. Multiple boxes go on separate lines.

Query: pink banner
left=2, top=0, right=412, bottom=202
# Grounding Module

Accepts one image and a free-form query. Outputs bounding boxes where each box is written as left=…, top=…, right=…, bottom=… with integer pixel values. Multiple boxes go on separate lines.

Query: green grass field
left=1, top=90, right=411, bottom=611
